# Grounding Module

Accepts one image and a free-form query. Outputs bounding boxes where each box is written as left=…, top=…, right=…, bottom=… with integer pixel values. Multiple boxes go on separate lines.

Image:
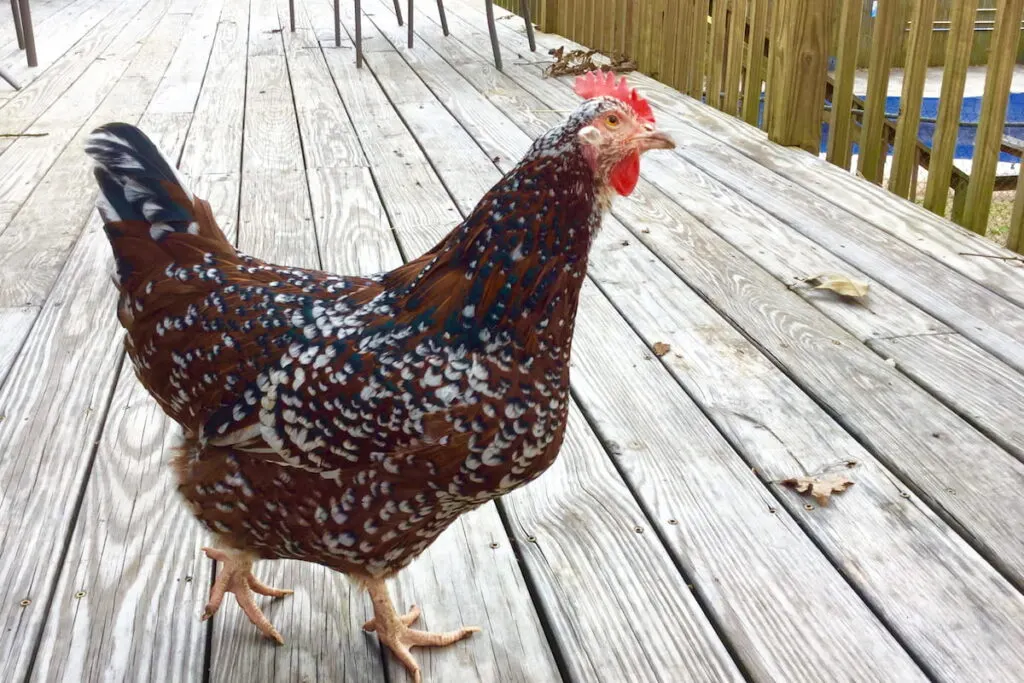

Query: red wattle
left=610, top=151, right=640, bottom=196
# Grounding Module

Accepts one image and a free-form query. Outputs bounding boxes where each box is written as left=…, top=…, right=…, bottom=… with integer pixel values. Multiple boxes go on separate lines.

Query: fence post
left=962, top=0, right=1024, bottom=234
left=765, top=0, right=831, bottom=154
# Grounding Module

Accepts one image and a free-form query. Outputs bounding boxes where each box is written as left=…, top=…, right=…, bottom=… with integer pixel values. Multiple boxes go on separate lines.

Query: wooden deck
left=2, top=0, right=1024, bottom=680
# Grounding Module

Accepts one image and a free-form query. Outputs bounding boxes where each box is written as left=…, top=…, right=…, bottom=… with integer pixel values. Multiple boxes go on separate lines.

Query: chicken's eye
left=606, top=114, right=620, bottom=128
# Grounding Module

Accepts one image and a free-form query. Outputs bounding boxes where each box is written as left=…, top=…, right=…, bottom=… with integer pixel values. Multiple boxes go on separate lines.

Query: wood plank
left=0, top=203, right=129, bottom=680
left=0, top=305, right=37, bottom=388
left=348, top=6, right=944, bottom=681
left=826, top=0, right=861, bottom=168
left=765, top=0, right=828, bottom=153
left=279, top=17, right=363, bottom=169
left=0, top=0, right=173, bottom=234
left=856, top=0, right=901, bottom=181
left=741, top=0, right=768, bottom=125
left=923, top=0, right=980, bottom=216
left=706, top=0, right=727, bottom=109
left=0, top=0, right=76, bottom=56
left=180, top=0, right=250, bottom=176
left=146, top=0, right=224, bottom=114
left=0, top=0, right=205, bottom=314
left=722, top=0, right=746, bottom=115
left=888, top=0, right=936, bottom=198
left=962, top=0, right=1024, bottom=233
left=421, top=0, right=1024, bottom=599
left=688, top=0, right=709, bottom=99
left=0, top=0, right=112, bottom=92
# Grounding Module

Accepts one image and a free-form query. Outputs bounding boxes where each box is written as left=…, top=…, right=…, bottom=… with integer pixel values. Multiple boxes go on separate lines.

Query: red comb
left=573, top=70, right=655, bottom=123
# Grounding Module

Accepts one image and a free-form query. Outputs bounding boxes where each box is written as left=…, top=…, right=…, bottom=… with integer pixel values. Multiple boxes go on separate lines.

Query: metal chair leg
left=355, top=0, right=362, bottom=66
left=17, top=0, right=36, bottom=67
left=334, top=0, right=340, bottom=47
left=436, top=0, right=448, bottom=36
left=288, top=0, right=295, bottom=31
left=393, top=0, right=403, bottom=26
left=519, top=0, right=535, bottom=52
left=483, top=0, right=501, bottom=71
left=407, top=0, right=413, bottom=49
left=10, top=0, right=24, bottom=49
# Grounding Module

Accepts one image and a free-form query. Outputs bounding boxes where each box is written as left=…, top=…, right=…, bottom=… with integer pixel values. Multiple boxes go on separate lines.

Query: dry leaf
left=544, top=46, right=637, bottom=78
left=781, top=474, right=855, bottom=506
left=652, top=342, right=671, bottom=357
left=802, top=273, right=870, bottom=299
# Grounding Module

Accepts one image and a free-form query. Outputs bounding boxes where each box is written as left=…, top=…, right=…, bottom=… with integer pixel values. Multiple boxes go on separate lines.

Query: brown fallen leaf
left=652, top=342, right=671, bottom=357
left=780, top=474, right=855, bottom=506
left=802, top=273, right=870, bottom=299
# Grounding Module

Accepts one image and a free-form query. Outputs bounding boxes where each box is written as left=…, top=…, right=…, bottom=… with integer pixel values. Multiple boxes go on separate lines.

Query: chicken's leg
left=362, top=577, right=479, bottom=682
left=200, top=547, right=293, bottom=644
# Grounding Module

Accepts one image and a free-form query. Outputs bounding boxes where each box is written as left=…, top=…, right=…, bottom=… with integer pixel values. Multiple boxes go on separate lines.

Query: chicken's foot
left=201, top=546, right=293, bottom=644
left=362, top=578, right=479, bottom=682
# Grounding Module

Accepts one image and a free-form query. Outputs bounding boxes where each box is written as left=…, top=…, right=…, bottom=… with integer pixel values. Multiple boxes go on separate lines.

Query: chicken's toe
left=200, top=546, right=289, bottom=644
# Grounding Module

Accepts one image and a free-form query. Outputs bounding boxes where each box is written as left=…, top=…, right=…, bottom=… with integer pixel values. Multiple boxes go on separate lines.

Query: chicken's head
left=571, top=70, right=675, bottom=197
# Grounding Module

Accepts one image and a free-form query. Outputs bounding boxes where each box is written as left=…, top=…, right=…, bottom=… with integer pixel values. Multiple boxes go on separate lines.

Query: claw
left=363, top=579, right=479, bottom=682
left=201, top=547, right=291, bottom=645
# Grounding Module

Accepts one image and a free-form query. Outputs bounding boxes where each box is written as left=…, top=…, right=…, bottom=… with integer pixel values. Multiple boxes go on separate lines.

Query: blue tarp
left=820, top=93, right=1024, bottom=161
left=748, top=93, right=1024, bottom=161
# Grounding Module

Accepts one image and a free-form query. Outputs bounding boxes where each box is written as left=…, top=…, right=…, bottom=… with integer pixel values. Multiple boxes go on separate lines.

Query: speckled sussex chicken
left=85, top=71, right=673, bottom=680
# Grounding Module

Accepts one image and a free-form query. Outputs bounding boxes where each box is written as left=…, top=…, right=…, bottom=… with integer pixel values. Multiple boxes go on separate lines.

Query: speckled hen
left=85, top=71, right=674, bottom=681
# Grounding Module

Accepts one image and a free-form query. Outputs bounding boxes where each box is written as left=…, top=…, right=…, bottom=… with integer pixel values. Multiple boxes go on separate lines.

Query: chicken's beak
left=632, top=129, right=676, bottom=153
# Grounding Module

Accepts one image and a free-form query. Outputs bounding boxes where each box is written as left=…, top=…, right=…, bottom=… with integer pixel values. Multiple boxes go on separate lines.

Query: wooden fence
left=497, top=0, right=1024, bottom=253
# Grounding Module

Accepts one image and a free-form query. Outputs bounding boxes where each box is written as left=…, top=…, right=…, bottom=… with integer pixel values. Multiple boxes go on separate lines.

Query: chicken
left=85, top=70, right=674, bottom=680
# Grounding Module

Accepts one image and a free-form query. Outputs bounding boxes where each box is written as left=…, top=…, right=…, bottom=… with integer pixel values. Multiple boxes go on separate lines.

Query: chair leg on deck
left=10, top=0, right=24, bottom=49
left=17, top=0, right=36, bottom=67
left=436, top=0, right=449, bottom=36
left=519, top=0, right=535, bottom=51
left=407, top=0, right=414, bottom=48
left=393, top=0, right=403, bottom=26
left=288, top=0, right=295, bottom=31
left=483, top=0, right=502, bottom=71
left=355, top=0, right=363, bottom=67
left=334, top=0, right=341, bottom=47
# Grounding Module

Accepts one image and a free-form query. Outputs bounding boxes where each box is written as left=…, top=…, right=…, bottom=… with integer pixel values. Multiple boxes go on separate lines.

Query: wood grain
left=0, top=0, right=175, bottom=234
left=180, top=0, right=250, bottom=176
left=0, top=0, right=121, bottom=111
left=0, top=0, right=142, bottom=153
left=0, top=4, right=208, bottom=314
left=0, top=305, right=37, bottom=388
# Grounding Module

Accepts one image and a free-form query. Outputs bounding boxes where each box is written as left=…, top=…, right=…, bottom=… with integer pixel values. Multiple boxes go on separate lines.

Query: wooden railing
left=496, top=0, right=1024, bottom=253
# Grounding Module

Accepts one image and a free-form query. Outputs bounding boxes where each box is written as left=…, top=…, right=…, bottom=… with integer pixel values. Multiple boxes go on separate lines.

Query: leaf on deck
left=652, top=342, right=671, bottom=357
left=802, top=273, right=870, bottom=299
left=544, top=46, right=637, bottom=78
left=780, top=474, right=855, bottom=506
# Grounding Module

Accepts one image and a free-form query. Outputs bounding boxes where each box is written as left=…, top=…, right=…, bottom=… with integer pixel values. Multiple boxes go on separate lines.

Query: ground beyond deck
left=2, top=0, right=1024, bottom=681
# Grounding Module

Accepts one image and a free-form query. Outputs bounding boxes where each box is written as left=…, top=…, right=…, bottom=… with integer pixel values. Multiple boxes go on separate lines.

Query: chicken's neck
left=386, top=149, right=602, bottom=353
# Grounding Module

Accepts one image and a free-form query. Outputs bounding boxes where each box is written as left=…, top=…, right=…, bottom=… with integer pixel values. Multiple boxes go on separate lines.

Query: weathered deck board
left=431, top=0, right=1024, bottom=588
left=354, top=4, right=1024, bottom=681
left=0, top=0, right=145, bottom=152
left=2, top=0, right=1024, bottom=680
left=0, top=0, right=169, bottom=232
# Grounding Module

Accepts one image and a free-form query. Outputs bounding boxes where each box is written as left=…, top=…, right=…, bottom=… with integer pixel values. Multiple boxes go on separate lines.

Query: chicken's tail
left=85, top=122, right=233, bottom=290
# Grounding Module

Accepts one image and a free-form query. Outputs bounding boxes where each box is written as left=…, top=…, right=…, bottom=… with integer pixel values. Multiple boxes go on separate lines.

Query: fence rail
left=497, top=0, right=1024, bottom=253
